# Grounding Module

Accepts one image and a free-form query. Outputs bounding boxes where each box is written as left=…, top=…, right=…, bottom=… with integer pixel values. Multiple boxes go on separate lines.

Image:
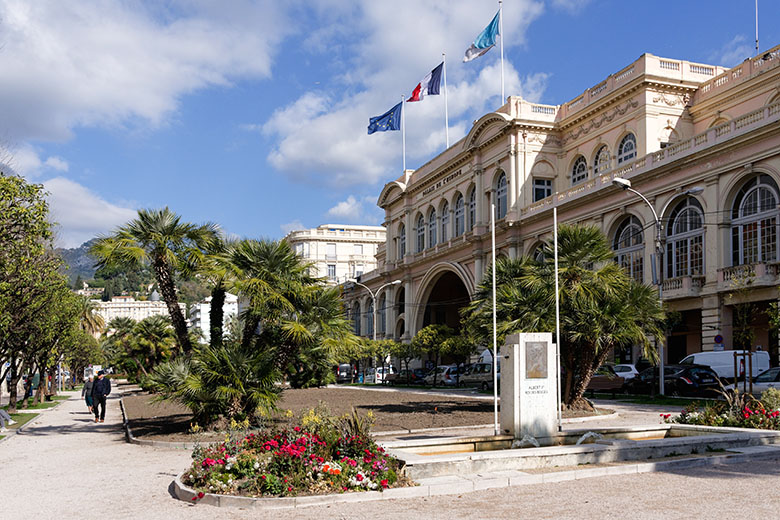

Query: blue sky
left=2, top=0, right=779, bottom=247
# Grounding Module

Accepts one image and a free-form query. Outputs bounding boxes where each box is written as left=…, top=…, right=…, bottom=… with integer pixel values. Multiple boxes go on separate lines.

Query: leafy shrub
left=664, top=398, right=780, bottom=430
left=760, top=387, right=780, bottom=412
left=183, top=407, right=406, bottom=497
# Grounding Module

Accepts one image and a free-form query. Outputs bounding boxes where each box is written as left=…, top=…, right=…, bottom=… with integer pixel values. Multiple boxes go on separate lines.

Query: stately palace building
left=344, top=45, right=780, bottom=366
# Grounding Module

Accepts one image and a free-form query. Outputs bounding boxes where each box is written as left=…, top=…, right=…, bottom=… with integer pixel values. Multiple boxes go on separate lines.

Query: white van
left=679, top=350, right=769, bottom=380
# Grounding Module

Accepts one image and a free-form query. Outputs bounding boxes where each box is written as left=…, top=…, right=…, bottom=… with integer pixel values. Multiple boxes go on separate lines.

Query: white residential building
left=189, top=293, right=239, bottom=343
left=285, top=224, right=386, bottom=284
left=96, top=292, right=185, bottom=323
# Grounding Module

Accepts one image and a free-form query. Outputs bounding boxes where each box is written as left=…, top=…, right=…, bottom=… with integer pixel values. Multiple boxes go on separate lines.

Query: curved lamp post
left=612, top=177, right=703, bottom=395
left=348, top=279, right=402, bottom=341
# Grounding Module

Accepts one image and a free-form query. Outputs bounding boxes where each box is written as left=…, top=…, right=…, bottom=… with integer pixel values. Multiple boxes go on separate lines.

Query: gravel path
left=3, top=389, right=779, bottom=519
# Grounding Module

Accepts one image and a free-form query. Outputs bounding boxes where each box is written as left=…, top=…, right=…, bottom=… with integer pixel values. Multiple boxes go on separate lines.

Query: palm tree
left=133, top=315, right=177, bottom=369
left=462, top=224, right=665, bottom=409
left=90, top=207, right=219, bottom=352
left=77, top=296, right=105, bottom=336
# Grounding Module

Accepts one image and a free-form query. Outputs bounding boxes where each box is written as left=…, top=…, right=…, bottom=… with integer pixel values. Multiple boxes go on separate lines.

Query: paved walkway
left=2, top=389, right=780, bottom=519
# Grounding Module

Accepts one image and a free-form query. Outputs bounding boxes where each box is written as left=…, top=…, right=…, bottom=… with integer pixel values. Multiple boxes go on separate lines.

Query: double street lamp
left=347, top=279, right=402, bottom=341
left=612, top=177, right=704, bottom=395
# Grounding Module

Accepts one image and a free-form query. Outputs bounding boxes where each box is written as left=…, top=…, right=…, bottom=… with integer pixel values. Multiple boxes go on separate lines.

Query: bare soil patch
left=122, top=387, right=608, bottom=443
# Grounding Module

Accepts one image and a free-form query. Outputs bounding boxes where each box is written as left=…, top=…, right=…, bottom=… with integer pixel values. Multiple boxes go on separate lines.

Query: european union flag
left=368, top=102, right=402, bottom=134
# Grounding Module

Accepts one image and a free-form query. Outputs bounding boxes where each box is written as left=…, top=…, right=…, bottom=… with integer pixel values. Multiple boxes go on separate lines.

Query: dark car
left=624, top=364, right=721, bottom=397
left=586, top=365, right=625, bottom=395
left=387, top=368, right=427, bottom=385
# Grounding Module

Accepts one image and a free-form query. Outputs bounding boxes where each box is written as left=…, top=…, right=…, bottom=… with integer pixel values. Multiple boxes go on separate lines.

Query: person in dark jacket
left=91, top=371, right=111, bottom=423
left=82, top=375, right=94, bottom=412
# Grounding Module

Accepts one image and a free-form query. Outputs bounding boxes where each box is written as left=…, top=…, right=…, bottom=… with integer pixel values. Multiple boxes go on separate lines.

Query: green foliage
left=461, top=224, right=665, bottom=406
left=761, top=387, right=780, bottom=411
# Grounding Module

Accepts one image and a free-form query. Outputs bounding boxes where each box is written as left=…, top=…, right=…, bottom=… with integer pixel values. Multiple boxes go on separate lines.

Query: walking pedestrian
left=91, top=371, right=111, bottom=423
left=82, top=375, right=94, bottom=413
left=0, top=408, right=17, bottom=432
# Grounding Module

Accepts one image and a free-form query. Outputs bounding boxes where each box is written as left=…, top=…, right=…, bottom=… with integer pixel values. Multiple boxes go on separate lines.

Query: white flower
left=225, top=464, right=233, bottom=470
left=253, top=462, right=260, bottom=470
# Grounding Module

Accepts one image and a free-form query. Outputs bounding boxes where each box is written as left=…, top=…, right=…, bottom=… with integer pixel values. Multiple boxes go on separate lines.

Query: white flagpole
left=499, top=0, right=505, bottom=103
left=443, top=53, right=450, bottom=149
left=401, top=95, right=407, bottom=174
left=492, top=200, right=498, bottom=436
left=755, top=0, right=759, bottom=55
left=554, top=207, right=562, bottom=432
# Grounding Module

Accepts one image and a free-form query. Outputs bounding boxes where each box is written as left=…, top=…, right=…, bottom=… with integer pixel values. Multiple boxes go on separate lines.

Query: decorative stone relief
left=562, top=98, right=639, bottom=144
left=652, top=92, right=691, bottom=107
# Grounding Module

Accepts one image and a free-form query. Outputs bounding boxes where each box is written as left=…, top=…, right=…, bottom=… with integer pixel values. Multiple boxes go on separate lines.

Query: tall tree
left=462, top=224, right=665, bottom=409
left=90, top=207, right=218, bottom=352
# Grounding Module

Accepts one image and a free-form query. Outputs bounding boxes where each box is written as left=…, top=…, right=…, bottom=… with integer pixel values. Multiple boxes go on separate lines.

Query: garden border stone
left=171, top=443, right=780, bottom=509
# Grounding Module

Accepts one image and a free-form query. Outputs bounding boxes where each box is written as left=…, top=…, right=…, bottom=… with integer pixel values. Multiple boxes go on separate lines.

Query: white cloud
left=325, top=195, right=382, bottom=224
left=260, top=1, right=547, bottom=188
left=551, top=0, right=592, bottom=14
left=280, top=220, right=306, bottom=235
left=0, top=0, right=291, bottom=142
left=44, top=156, right=69, bottom=172
left=5, top=143, right=70, bottom=178
left=713, top=35, right=754, bottom=67
left=43, top=177, right=136, bottom=248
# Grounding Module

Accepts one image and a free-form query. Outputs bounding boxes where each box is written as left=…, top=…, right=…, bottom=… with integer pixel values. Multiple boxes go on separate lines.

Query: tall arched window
left=352, top=301, right=361, bottom=335
left=571, top=156, right=588, bottom=185
left=367, top=301, right=374, bottom=338
left=454, top=194, right=465, bottom=236
left=441, top=202, right=449, bottom=242
left=468, top=189, right=476, bottom=231
left=378, top=294, right=386, bottom=335
left=594, top=145, right=611, bottom=175
left=428, top=209, right=437, bottom=248
left=613, top=216, right=644, bottom=282
left=398, top=224, right=406, bottom=259
left=617, top=133, right=637, bottom=164
left=666, top=198, right=704, bottom=278
left=416, top=214, right=425, bottom=253
left=496, top=173, right=508, bottom=219
left=731, top=175, right=780, bottom=265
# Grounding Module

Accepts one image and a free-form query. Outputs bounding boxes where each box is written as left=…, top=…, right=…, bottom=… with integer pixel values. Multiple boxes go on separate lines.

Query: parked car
left=364, top=366, right=397, bottom=384
left=335, top=363, right=354, bottom=384
left=613, top=364, right=639, bottom=380
left=386, top=368, right=427, bottom=385
left=724, top=367, right=780, bottom=397
left=459, top=362, right=496, bottom=390
left=624, top=365, right=721, bottom=397
left=423, top=365, right=460, bottom=386
left=679, top=350, right=769, bottom=380
left=586, top=365, right=625, bottom=394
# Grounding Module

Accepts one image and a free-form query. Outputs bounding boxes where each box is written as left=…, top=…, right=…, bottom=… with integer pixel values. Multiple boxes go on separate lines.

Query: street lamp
left=612, top=177, right=704, bottom=395
left=347, top=279, right=402, bottom=341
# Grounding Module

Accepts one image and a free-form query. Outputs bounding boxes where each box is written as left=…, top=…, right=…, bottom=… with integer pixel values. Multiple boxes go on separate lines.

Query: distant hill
left=57, top=238, right=99, bottom=284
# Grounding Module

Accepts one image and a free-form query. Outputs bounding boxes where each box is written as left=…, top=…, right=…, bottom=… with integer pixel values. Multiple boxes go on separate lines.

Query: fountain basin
left=383, top=425, right=780, bottom=479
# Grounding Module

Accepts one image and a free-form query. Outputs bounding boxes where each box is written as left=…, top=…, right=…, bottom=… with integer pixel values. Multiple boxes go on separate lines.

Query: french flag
left=407, top=62, right=444, bottom=102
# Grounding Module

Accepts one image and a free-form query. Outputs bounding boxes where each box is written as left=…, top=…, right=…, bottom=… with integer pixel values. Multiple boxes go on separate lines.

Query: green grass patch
left=51, top=395, right=70, bottom=401
left=7, top=412, right=38, bottom=429
left=3, top=400, right=60, bottom=411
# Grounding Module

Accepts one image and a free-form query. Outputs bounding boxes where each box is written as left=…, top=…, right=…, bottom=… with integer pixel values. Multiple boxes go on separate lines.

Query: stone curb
left=170, top=445, right=780, bottom=509
left=120, top=397, right=196, bottom=450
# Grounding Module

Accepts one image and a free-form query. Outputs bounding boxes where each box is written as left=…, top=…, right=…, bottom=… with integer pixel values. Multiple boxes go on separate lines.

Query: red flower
left=261, top=475, right=266, bottom=480
left=288, top=486, right=293, bottom=492
left=191, top=497, right=197, bottom=501
left=356, top=474, right=364, bottom=482
left=197, top=492, right=205, bottom=499
left=381, top=479, right=389, bottom=488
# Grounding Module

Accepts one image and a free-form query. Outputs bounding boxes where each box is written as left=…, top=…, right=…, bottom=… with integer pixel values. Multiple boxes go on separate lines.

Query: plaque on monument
left=525, top=341, right=547, bottom=379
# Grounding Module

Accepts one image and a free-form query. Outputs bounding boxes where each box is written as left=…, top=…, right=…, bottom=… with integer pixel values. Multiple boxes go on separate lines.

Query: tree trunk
left=152, top=257, right=192, bottom=353
left=7, top=359, right=24, bottom=414
left=241, top=315, right=261, bottom=350
left=209, top=285, right=226, bottom=349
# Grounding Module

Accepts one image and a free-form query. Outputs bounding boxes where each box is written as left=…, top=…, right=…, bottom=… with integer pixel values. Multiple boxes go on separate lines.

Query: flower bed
left=662, top=390, right=780, bottom=430
left=182, top=409, right=410, bottom=498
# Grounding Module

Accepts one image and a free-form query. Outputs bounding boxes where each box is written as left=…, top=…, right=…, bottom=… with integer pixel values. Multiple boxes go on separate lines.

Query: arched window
left=428, top=208, right=437, bottom=248
left=496, top=173, right=508, bottom=219
left=454, top=194, right=465, bottom=237
left=666, top=198, right=704, bottom=278
left=395, top=286, right=405, bottom=315
left=571, top=156, right=588, bottom=185
left=398, top=224, right=406, bottom=259
left=441, top=201, right=449, bottom=242
left=468, top=189, right=476, bottom=230
left=367, top=301, right=374, bottom=338
left=352, top=301, right=361, bottom=335
left=731, top=175, right=780, bottom=265
left=618, top=133, right=637, bottom=164
left=613, top=216, right=644, bottom=282
left=594, top=145, right=610, bottom=175
left=378, top=294, right=386, bottom=335
left=416, top=214, right=425, bottom=253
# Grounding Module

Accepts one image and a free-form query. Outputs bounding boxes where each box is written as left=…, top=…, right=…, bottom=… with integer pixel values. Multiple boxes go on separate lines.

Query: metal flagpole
left=554, top=207, right=562, bottom=432
left=499, top=0, right=504, bottom=103
left=492, top=200, right=499, bottom=436
left=755, top=0, right=759, bottom=55
left=401, top=95, right=407, bottom=174
left=443, top=52, right=449, bottom=149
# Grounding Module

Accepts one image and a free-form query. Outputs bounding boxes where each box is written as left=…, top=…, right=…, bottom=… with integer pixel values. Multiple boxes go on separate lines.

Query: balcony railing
left=662, top=276, right=705, bottom=299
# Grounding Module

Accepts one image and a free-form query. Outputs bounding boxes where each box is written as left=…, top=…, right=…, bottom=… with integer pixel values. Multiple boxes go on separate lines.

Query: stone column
left=403, top=278, right=414, bottom=341
left=507, top=133, right=518, bottom=216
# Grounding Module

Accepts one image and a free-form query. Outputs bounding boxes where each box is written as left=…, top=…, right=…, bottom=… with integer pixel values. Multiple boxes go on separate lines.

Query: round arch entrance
left=420, top=271, right=470, bottom=331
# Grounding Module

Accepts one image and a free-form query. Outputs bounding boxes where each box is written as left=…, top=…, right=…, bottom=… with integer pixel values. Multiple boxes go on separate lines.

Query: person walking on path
left=82, top=375, right=94, bottom=413
left=91, top=371, right=111, bottom=423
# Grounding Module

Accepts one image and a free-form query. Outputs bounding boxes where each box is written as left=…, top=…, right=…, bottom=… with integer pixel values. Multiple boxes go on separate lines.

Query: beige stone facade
left=345, top=45, right=780, bottom=366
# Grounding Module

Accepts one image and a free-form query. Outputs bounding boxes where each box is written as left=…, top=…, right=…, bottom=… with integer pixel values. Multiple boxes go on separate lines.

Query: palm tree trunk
left=209, top=285, right=226, bottom=348
left=152, top=258, right=192, bottom=352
